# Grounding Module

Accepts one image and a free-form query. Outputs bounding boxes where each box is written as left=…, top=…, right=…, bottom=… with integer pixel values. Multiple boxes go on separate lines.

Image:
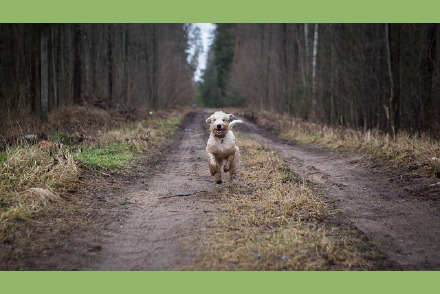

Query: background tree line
left=0, top=23, right=195, bottom=123
left=199, top=23, right=440, bottom=136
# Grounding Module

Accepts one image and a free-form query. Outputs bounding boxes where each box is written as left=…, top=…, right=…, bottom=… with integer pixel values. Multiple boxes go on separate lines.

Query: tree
left=40, top=25, right=49, bottom=120
left=418, top=24, right=437, bottom=130
left=213, top=23, right=234, bottom=104
left=311, top=23, right=319, bottom=119
left=385, top=23, right=401, bottom=135
left=73, top=24, right=82, bottom=105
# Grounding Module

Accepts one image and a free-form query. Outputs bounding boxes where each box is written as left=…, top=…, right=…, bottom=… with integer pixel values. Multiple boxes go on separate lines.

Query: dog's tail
left=229, top=120, right=244, bottom=129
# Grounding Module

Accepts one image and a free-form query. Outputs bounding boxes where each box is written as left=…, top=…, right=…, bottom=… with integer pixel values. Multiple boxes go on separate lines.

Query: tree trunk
left=32, top=26, right=41, bottom=117
left=58, top=26, right=65, bottom=106
left=108, top=24, right=113, bottom=103
left=152, top=24, right=158, bottom=109
left=50, top=24, right=58, bottom=111
left=311, top=23, right=319, bottom=110
left=304, top=23, right=310, bottom=88
left=385, top=23, right=401, bottom=135
left=123, top=24, right=129, bottom=105
left=281, top=23, right=288, bottom=113
left=330, top=24, right=337, bottom=125
left=73, top=24, right=82, bottom=104
left=40, top=26, right=48, bottom=120
left=265, top=24, right=272, bottom=111
left=258, top=24, right=265, bottom=110
left=418, top=24, right=436, bottom=131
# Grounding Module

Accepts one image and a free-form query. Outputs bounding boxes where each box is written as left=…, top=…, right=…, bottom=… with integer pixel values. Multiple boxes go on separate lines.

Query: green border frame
left=1, top=0, right=440, bottom=22
left=1, top=1, right=439, bottom=293
left=1, top=272, right=439, bottom=293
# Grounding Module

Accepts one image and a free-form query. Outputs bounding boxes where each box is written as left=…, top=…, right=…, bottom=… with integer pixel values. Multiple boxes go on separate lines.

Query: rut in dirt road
left=235, top=119, right=440, bottom=270
left=83, top=111, right=219, bottom=270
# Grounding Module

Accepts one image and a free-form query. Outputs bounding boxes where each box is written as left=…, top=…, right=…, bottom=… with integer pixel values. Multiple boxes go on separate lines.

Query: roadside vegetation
left=73, top=116, right=181, bottom=170
left=0, top=105, right=187, bottom=257
left=0, top=142, right=79, bottom=244
left=242, top=110, right=440, bottom=180
left=183, top=133, right=385, bottom=270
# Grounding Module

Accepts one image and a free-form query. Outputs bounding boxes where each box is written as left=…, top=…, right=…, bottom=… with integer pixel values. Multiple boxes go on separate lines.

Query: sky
left=191, top=23, right=215, bottom=82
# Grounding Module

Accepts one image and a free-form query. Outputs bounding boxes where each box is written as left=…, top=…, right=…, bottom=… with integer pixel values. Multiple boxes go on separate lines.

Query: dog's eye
left=222, top=119, right=226, bottom=121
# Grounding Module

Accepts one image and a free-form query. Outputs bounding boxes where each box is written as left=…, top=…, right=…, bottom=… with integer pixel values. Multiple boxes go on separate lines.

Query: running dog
left=206, top=111, right=243, bottom=184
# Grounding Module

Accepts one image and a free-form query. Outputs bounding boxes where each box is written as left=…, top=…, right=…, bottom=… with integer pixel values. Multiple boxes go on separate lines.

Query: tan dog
left=206, top=111, right=243, bottom=184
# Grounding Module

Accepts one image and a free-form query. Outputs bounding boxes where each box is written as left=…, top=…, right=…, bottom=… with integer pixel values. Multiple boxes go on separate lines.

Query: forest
left=0, top=23, right=195, bottom=136
left=1, top=23, right=440, bottom=137
left=199, top=23, right=440, bottom=136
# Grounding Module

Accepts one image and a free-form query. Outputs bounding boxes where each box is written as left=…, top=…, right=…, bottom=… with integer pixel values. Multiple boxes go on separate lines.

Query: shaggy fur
left=206, top=111, right=243, bottom=184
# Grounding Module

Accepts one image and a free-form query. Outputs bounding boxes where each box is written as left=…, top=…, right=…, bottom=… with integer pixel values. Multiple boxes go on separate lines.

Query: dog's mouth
left=215, top=129, right=224, bottom=135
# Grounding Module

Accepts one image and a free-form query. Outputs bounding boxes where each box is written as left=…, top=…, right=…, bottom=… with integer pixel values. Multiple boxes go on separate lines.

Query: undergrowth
left=182, top=133, right=382, bottom=270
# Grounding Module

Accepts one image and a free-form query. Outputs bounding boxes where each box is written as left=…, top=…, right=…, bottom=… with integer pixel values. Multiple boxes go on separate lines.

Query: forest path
left=234, top=119, right=440, bottom=270
left=81, top=111, right=219, bottom=270
left=19, top=109, right=439, bottom=270
left=12, top=110, right=218, bottom=270
left=86, top=109, right=440, bottom=270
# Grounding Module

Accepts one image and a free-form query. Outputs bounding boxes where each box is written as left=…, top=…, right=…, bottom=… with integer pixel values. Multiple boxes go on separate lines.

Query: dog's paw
left=209, top=165, right=217, bottom=176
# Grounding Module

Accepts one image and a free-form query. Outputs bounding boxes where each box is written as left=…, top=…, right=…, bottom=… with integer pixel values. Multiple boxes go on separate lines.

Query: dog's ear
left=206, top=116, right=212, bottom=123
left=228, top=114, right=234, bottom=121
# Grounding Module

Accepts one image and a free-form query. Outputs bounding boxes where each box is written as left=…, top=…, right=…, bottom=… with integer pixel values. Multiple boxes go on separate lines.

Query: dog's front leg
left=224, top=153, right=235, bottom=173
left=207, top=152, right=218, bottom=176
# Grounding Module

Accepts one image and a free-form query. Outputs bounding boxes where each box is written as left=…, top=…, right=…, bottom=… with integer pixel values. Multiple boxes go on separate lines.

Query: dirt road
left=85, top=111, right=220, bottom=270
left=236, top=119, right=440, bottom=270
left=61, top=111, right=219, bottom=270
left=11, top=109, right=440, bottom=270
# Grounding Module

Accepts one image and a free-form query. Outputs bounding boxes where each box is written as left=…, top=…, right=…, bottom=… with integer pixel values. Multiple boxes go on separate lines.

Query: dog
left=206, top=111, right=243, bottom=184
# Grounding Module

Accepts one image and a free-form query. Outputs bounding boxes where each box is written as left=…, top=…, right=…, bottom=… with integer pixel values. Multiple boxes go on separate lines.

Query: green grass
left=73, top=114, right=183, bottom=171
left=280, top=166, right=302, bottom=184
left=154, top=117, right=180, bottom=133
left=74, top=141, right=135, bottom=170
left=119, top=199, right=134, bottom=205
left=0, top=151, right=7, bottom=164
left=50, top=131, right=65, bottom=142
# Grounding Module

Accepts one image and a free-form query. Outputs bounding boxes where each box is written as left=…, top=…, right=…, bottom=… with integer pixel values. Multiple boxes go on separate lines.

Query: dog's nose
left=216, top=124, right=222, bottom=129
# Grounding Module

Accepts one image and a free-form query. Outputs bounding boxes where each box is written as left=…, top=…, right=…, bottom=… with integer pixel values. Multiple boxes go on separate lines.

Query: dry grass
left=243, top=110, right=440, bottom=178
left=0, top=142, right=79, bottom=242
left=73, top=110, right=184, bottom=171
left=182, top=133, right=382, bottom=270
left=0, top=106, right=188, bottom=248
left=96, top=115, right=182, bottom=151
